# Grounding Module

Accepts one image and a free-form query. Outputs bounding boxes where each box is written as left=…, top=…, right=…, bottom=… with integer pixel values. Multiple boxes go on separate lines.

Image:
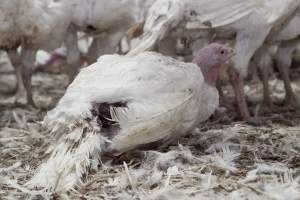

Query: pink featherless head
left=193, top=43, right=234, bottom=86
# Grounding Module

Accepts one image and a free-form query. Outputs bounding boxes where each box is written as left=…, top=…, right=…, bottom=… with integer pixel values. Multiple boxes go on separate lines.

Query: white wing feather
left=186, top=0, right=262, bottom=29
left=128, top=0, right=186, bottom=56
left=110, top=92, right=194, bottom=153
left=128, top=0, right=299, bottom=56
left=128, top=0, right=261, bottom=55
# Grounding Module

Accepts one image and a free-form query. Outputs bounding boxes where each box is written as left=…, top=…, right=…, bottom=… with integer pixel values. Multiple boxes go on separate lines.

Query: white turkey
left=246, top=12, right=300, bottom=114
left=260, top=14, right=300, bottom=110
left=59, top=0, right=156, bottom=79
left=0, top=0, right=70, bottom=105
left=128, top=0, right=300, bottom=120
left=27, top=43, right=234, bottom=193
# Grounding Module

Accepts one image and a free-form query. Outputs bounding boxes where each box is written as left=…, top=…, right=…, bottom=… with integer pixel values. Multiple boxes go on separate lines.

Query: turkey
left=60, top=0, right=156, bottom=79
left=264, top=14, right=300, bottom=110
left=249, top=12, right=300, bottom=114
left=127, top=0, right=300, bottom=120
left=0, top=0, right=70, bottom=106
left=27, top=43, right=234, bottom=193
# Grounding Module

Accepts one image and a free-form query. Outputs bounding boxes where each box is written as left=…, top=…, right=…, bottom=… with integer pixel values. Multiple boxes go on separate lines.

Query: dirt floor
left=0, top=55, right=300, bottom=199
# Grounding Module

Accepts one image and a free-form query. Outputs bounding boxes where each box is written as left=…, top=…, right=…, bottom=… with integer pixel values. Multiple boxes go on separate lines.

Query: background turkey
left=0, top=0, right=70, bottom=106
left=128, top=0, right=299, bottom=120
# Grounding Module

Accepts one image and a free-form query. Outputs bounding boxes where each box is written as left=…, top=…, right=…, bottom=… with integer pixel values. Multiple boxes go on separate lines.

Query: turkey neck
left=204, top=65, right=221, bottom=86
left=196, top=63, right=221, bottom=86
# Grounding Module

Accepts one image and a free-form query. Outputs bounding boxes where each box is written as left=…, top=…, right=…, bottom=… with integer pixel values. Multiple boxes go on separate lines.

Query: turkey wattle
left=27, top=43, right=234, bottom=193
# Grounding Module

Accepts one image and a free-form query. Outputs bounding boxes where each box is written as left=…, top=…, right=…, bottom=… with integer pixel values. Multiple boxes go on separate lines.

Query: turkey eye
left=220, top=50, right=225, bottom=54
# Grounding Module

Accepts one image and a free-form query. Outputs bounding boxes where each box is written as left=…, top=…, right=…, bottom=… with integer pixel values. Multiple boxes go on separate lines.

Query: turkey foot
left=255, top=99, right=285, bottom=116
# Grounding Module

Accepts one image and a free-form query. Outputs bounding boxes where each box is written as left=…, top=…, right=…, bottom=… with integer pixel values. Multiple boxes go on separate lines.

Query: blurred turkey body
left=63, top=0, right=156, bottom=79
left=0, top=0, right=70, bottom=105
left=255, top=14, right=300, bottom=109
left=128, top=0, right=299, bottom=119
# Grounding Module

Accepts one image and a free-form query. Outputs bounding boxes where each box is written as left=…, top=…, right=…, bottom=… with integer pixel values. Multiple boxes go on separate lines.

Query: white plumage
left=69, top=0, right=146, bottom=31
left=62, top=0, right=156, bottom=72
left=129, top=0, right=298, bottom=73
left=0, top=0, right=69, bottom=50
left=0, top=0, right=70, bottom=105
left=260, top=14, right=300, bottom=108
left=28, top=51, right=219, bottom=192
left=128, top=0, right=299, bottom=119
left=271, top=14, right=300, bottom=42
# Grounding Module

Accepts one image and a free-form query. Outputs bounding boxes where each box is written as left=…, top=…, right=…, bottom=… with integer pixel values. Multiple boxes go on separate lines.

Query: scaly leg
left=231, top=27, right=271, bottom=120
left=228, top=67, right=250, bottom=120
left=20, top=47, right=37, bottom=106
left=253, top=46, right=279, bottom=113
left=85, top=37, right=100, bottom=65
left=247, top=62, right=260, bottom=83
left=275, top=44, right=300, bottom=109
left=254, top=46, right=273, bottom=108
left=65, top=24, right=81, bottom=82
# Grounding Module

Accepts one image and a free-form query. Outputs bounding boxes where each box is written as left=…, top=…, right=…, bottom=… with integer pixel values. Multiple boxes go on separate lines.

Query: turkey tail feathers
left=27, top=120, right=106, bottom=193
